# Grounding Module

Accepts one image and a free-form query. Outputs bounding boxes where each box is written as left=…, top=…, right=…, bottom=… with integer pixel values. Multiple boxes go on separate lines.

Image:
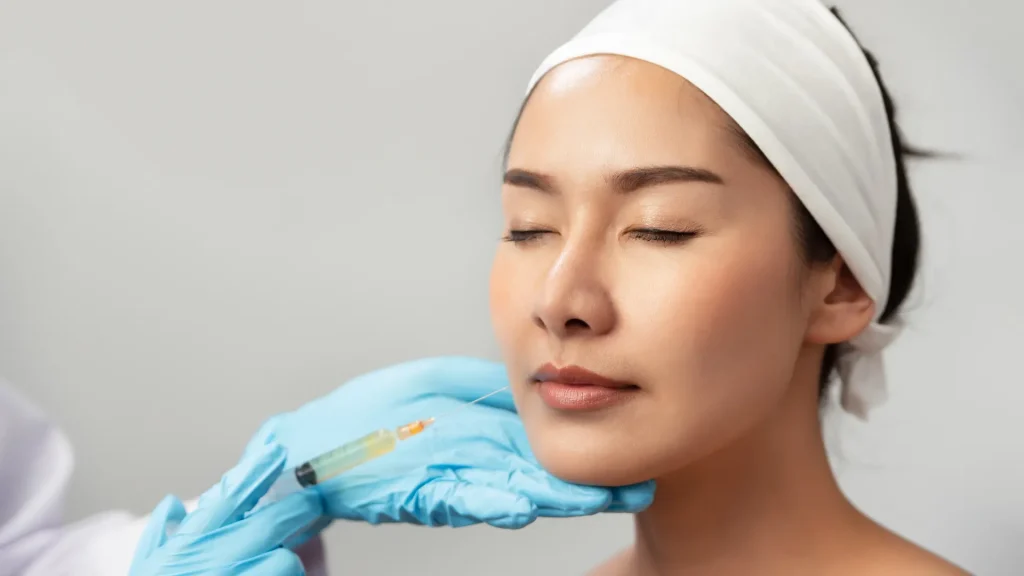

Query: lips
left=530, top=363, right=638, bottom=411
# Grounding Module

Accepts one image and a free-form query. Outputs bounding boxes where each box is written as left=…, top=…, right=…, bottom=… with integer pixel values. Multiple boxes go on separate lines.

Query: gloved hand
left=129, top=440, right=322, bottom=575
left=247, top=356, right=655, bottom=529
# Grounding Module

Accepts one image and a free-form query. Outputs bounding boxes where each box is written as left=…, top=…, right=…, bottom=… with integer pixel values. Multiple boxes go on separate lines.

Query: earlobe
left=806, top=259, right=876, bottom=345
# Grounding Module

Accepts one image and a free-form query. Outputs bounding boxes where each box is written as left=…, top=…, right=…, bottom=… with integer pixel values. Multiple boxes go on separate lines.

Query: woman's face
left=489, top=56, right=825, bottom=486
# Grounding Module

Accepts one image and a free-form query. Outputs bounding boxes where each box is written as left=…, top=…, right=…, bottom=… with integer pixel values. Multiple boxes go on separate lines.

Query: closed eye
left=502, top=229, right=551, bottom=245
left=629, top=228, right=699, bottom=244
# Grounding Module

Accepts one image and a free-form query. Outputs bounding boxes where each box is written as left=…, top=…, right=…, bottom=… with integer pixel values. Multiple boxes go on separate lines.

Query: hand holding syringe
left=244, top=356, right=653, bottom=528
left=265, top=385, right=510, bottom=501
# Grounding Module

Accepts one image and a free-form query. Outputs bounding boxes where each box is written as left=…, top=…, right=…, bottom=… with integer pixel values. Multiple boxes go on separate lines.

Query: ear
left=805, top=256, right=876, bottom=345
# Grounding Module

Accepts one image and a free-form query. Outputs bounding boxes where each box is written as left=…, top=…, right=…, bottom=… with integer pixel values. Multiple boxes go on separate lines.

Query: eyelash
left=628, top=228, right=699, bottom=244
left=502, top=229, right=549, bottom=244
left=501, top=228, right=699, bottom=245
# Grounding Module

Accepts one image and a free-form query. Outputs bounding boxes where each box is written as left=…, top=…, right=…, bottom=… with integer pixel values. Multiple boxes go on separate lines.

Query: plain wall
left=1, top=0, right=1021, bottom=574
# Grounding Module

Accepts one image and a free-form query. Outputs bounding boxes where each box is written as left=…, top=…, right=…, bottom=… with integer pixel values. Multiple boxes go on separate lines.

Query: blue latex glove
left=129, top=441, right=322, bottom=575
left=248, top=356, right=655, bottom=529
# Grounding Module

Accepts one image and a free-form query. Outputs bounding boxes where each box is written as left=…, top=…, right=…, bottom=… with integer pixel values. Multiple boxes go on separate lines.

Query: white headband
left=526, top=0, right=899, bottom=419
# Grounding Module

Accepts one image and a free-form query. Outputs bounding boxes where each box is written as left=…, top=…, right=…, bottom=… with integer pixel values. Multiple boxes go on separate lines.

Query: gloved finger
left=605, top=480, right=657, bottom=513
left=320, top=472, right=537, bottom=528
left=191, top=441, right=282, bottom=513
left=242, top=415, right=284, bottom=458
left=133, top=494, right=187, bottom=559
left=177, top=442, right=288, bottom=535
left=427, top=360, right=515, bottom=409
left=364, top=356, right=515, bottom=410
left=426, top=357, right=515, bottom=410
left=408, top=480, right=537, bottom=529
left=204, top=489, right=323, bottom=559
left=232, top=548, right=306, bottom=576
left=282, top=515, right=332, bottom=550
left=454, top=465, right=613, bottom=518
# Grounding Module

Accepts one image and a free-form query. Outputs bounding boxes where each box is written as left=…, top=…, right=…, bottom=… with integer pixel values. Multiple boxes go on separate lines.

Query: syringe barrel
left=305, top=428, right=398, bottom=484
left=262, top=420, right=433, bottom=504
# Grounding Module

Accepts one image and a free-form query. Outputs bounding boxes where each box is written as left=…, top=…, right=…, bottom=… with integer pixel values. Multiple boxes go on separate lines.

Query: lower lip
left=536, top=381, right=637, bottom=411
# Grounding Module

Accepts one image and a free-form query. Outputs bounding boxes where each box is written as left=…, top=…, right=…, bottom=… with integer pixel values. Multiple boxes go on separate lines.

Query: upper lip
left=530, top=363, right=636, bottom=389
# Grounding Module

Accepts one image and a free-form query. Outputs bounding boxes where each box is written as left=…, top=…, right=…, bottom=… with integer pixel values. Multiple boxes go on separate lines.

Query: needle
left=431, top=385, right=510, bottom=422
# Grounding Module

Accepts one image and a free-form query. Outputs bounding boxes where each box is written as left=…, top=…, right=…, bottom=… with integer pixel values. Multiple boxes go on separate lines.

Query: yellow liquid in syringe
left=292, top=418, right=434, bottom=488
left=260, top=386, right=509, bottom=505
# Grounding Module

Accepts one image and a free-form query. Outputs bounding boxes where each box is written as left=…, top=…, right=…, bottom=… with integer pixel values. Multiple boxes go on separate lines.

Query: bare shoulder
left=854, top=527, right=970, bottom=575
left=586, top=547, right=633, bottom=576
left=866, top=546, right=970, bottom=575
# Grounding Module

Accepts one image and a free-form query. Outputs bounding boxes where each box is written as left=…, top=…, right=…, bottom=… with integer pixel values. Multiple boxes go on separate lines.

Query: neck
left=629, top=356, right=863, bottom=575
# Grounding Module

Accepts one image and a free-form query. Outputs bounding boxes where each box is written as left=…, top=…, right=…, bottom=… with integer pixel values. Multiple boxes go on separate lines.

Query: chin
left=523, top=420, right=668, bottom=487
left=541, top=458, right=652, bottom=487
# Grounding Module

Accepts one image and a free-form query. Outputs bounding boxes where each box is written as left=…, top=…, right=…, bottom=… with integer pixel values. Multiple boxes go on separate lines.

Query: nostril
left=565, top=318, right=589, bottom=331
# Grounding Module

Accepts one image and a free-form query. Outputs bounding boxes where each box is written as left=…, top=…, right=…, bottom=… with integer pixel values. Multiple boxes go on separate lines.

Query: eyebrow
left=502, top=165, right=724, bottom=194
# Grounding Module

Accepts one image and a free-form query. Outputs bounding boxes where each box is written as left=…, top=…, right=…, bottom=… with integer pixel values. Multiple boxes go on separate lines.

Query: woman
left=490, top=0, right=967, bottom=573
left=130, top=0, right=969, bottom=573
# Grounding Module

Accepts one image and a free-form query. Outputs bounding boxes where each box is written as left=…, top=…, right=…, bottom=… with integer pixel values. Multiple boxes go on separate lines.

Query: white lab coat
left=0, top=380, right=326, bottom=576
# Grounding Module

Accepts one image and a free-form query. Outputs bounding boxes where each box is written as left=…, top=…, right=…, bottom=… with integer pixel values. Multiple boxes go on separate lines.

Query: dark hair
left=502, top=7, right=923, bottom=401
left=732, top=7, right=923, bottom=398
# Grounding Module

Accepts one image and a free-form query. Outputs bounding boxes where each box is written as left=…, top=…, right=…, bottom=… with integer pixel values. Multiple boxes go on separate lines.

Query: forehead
left=509, top=55, right=740, bottom=169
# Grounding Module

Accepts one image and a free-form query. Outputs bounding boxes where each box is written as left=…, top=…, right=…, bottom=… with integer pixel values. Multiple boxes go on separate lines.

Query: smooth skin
left=490, top=56, right=967, bottom=575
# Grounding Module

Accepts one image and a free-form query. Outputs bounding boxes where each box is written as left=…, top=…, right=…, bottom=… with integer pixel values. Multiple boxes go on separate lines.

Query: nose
left=532, top=242, right=616, bottom=339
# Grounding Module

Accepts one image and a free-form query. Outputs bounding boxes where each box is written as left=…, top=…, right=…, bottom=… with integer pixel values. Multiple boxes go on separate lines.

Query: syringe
left=265, top=385, right=509, bottom=500
left=267, top=419, right=434, bottom=499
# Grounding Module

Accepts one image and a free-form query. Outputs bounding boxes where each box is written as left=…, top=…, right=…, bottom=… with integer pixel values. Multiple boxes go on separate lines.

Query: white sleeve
left=0, top=379, right=145, bottom=576
left=16, top=503, right=327, bottom=576
left=0, top=379, right=76, bottom=575
left=0, top=381, right=328, bottom=576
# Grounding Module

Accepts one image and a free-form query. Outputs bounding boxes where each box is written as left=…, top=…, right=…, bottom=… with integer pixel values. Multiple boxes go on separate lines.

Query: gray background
left=1, top=0, right=1021, bottom=574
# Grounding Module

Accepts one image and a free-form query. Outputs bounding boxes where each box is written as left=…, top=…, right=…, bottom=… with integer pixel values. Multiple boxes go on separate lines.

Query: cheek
left=489, top=248, right=534, bottom=362
left=641, top=234, right=805, bottom=374
left=619, top=229, right=808, bottom=459
left=668, top=179, right=807, bottom=355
